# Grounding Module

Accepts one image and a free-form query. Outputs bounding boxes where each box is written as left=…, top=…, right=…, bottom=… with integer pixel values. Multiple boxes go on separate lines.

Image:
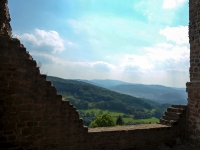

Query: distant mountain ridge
left=50, top=78, right=187, bottom=104
left=77, top=79, right=187, bottom=104
left=89, top=79, right=131, bottom=87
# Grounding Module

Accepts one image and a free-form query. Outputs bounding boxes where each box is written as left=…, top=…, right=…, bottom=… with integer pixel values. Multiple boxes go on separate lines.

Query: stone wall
left=0, top=36, right=88, bottom=149
left=186, top=0, right=200, bottom=148
left=0, top=0, right=199, bottom=149
left=189, top=0, right=200, bottom=81
left=88, top=124, right=183, bottom=150
left=0, top=32, right=187, bottom=149
left=186, top=83, right=200, bottom=148
left=0, top=39, right=186, bottom=149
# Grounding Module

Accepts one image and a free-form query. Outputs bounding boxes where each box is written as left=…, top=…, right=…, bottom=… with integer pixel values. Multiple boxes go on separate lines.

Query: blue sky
left=9, top=0, right=189, bottom=87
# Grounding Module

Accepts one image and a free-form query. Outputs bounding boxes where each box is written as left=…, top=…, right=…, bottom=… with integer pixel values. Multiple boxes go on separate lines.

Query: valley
left=46, top=76, right=181, bottom=126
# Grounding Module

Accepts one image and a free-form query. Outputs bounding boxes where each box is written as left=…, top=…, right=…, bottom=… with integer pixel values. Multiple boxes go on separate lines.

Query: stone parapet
left=1, top=0, right=199, bottom=149
left=88, top=124, right=182, bottom=149
left=0, top=34, right=189, bottom=150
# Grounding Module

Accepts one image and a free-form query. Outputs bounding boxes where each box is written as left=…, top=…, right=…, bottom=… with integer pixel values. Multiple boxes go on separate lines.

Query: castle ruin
left=0, top=0, right=200, bottom=149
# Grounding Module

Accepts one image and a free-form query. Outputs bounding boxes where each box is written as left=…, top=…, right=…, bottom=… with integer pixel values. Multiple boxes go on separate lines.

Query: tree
left=89, top=113, right=115, bottom=128
left=116, top=115, right=124, bottom=126
left=154, top=108, right=163, bottom=119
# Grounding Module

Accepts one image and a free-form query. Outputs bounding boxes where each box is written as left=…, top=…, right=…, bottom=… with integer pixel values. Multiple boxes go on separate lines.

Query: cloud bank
left=11, top=0, right=189, bottom=87
left=20, top=29, right=65, bottom=53
left=162, top=0, right=188, bottom=9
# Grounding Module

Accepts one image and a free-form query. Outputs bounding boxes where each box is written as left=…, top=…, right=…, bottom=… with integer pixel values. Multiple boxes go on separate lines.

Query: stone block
left=8, top=135, right=16, bottom=141
left=22, top=128, right=32, bottom=136
left=17, top=122, right=27, bottom=128
left=0, top=136, right=7, bottom=142
left=17, top=104, right=27, bottom=112
left=19, top=47, right=26, bottom=53
left=0, top=142, right=18, bottom=149
left=2, top=122, right=16, bottom=130
left=32, top=127, right=43, bottom=135
left=27, top=121, right=38, bottom=127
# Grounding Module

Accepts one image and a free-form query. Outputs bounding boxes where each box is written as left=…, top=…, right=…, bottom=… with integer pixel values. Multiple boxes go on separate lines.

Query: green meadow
left=79, top=108, right=159, bottom=125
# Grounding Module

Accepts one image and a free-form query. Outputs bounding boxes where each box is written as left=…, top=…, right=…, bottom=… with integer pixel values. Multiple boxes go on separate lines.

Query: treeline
left=78, top=105, right=169, bottom=126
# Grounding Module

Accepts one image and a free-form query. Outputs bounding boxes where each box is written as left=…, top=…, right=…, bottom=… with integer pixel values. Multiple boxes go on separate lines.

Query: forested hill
left=81, top=79, right=187, bottom=104
left=47, top=76, right=172, bottom=126
left=47, top=76, right=157, bottom=112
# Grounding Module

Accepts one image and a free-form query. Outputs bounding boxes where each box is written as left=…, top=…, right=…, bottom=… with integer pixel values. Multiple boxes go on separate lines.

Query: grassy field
left=79, top=108, right=159, bottom=125
left=123, top=117, right=159, bottom=124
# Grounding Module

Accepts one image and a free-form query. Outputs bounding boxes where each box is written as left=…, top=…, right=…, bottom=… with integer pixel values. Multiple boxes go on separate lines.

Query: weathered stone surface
left=0, top=33, right=87, bottom=149
left=185, top=0, right=200, bottom=149
left=0, top=37, right=188, bottom=149
left=0, top=0, right=200, bottom=149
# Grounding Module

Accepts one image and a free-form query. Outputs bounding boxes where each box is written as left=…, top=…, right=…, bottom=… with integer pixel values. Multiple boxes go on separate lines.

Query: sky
left=8, top=0, right=189, bottom=87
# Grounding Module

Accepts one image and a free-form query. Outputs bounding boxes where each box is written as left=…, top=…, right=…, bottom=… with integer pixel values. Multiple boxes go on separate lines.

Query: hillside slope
left=47, top=76, right=154, bottom=111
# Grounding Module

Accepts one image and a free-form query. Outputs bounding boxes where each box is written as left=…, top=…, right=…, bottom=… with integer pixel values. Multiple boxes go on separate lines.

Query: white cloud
left=116, top=40, right=189, bottom=73
left=31, top=52, right=115, bottom=71
left=89, top=61, right=116, bottom=71
left=145, top=43, right=189, bottom=61
left=31, top=41, right=189, bottom=87
left=26, top=23, right=189, bottom=87
left=162, top=0, right=187, bottom=9
left=20, top=29, right=65, bottom=53
left=119, top=54, right=154, bottom=71
left=159, top=26, right=188, bottom=45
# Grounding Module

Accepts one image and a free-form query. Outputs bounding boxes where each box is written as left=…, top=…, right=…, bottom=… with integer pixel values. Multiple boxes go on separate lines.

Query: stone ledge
left=88, top=124, right=170, bottom=133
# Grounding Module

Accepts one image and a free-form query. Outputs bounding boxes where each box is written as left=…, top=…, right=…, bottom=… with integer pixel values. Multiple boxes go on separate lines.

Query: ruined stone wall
left=0, top=36, right=88, bottom=149
left=0, top=45, right=186, bottom=149
left=186, top=0, right=200, bottom=148
left=0, top=0, right=191, bottom=149
left=0, top=0, right=12, bottom=36
left=0, top=35, right=188, bottom=150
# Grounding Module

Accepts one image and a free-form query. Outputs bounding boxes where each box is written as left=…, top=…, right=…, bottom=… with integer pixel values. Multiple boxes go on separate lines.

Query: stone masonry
left=186, top=0, right=200, bottom=148
left=0, top=0, right=199, bottom=149
left=0, top=36, right=88, bottom=149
